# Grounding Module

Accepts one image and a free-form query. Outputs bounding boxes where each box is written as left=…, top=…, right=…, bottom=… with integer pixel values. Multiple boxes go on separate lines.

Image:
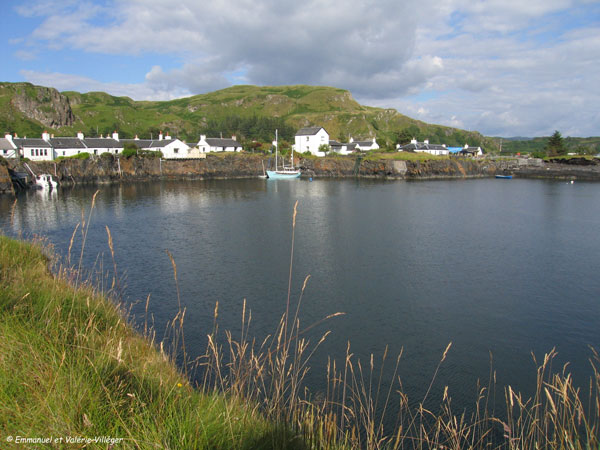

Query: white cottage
left=294, top=127, right=330, bottom=156
left=398, top=139, right=449, bottom=156
left=121, top=132, right=190, bottom=159
left=197, top=135, right=243, bottom=153
left=352, top=137, right=380, bottom=151
left=14, top=135, right=54, bottom=161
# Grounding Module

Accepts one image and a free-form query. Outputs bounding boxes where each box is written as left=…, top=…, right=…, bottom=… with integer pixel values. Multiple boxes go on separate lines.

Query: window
left=115, top=150, right=119, bottom=154
left=306, top=137, right=309, bottom=141
left=62, top=151, right=66, bottom=156
left=94, top=149, right=98, bottom=155
left=174, top=148, right=179, bottom=154
left=31, top=149, right=34, bottom=156
left=44, top=149, right=48, bottom=156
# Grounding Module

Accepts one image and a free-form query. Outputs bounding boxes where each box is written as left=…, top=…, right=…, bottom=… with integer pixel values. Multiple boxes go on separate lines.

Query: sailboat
left=266, top=129, right=301, bottom=179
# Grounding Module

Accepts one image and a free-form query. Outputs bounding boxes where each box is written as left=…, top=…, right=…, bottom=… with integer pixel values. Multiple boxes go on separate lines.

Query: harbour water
left=1, top=178, right=599, bottom=416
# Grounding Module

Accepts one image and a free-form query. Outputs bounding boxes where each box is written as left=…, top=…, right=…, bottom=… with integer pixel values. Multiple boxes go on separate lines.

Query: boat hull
left=495, top=175, right=513, bottom=179
left=266, top=170, right=301, bottom=179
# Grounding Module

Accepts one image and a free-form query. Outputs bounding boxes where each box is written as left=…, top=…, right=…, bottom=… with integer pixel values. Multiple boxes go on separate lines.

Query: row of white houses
left=0, top=131, right=246, bottom=161
left=0, top=127, right=483, bottom=161
left=397, top=139, right=483, bottom=156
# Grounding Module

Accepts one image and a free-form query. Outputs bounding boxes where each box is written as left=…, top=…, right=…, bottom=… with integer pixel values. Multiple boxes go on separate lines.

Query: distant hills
left=499, top=136, right=600, bottom=155
left=0, top=82, right=496, bottom=150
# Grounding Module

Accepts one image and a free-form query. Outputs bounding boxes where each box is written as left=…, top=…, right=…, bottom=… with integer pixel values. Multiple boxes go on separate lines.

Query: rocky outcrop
left=12, top=85, right=76, bottom=129
left=9, top=155, right=600, bottom=188
left=0, top=161, right=15, bottom=195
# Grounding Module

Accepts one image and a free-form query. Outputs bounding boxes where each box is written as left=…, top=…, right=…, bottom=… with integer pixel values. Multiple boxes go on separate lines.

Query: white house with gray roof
left=398, top=139, right=449, bottom=156
left=197, top=135, right=243, bottom=153
left=294, top=127, right=330, bottom=156
left=121, top=132, right=190, bottom=159
left=14, top=136, right=54, bottom=161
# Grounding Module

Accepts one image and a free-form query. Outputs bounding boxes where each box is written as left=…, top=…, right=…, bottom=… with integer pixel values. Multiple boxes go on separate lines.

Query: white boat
left=266, top=130, right=301, bottom=179
left=35, top=174, right=58, bottom=190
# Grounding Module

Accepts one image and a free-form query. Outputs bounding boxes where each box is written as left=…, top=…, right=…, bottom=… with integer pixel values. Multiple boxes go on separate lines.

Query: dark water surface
left=2, top=178, right=599, bottom=414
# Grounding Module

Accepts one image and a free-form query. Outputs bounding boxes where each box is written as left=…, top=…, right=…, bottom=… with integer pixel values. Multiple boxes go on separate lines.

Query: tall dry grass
left=179, top=201, right=600, bottom=449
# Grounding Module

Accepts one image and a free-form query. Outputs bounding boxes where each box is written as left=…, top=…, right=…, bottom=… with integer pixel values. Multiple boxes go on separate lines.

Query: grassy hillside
left=1, top=82, right=497, bottom=150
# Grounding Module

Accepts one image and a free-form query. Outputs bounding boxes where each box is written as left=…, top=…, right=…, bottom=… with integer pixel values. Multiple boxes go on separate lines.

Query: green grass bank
left=0, top=235, right=303, bottom=449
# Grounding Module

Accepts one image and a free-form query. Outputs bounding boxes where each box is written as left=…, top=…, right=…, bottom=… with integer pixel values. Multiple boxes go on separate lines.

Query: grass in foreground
left=0, top=235, right=304, bottom=449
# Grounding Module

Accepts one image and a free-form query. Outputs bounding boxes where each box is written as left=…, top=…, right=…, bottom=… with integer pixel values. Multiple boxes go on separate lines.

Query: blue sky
left=2, top=0, right=599, bottom=137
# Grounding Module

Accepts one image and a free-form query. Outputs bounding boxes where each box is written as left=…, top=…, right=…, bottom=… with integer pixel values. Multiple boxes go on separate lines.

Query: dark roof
left=120, top=139, right=152, bottom=148
left=329, top=140, right=342, bottom=146
left=0, top=138, right=15, bottom=150
left=400, top=141, right=447, bottom=151
left=83, top=138, right=123, bottom=149
left=205, top=138, right=241, bottom=147
left=13, top=138, right=52, bottom=148
left=355, top=140, right=375, bottom=147
left=295, top=127, right=325, bottom=136
left=49, top=137, right=86, bottom=149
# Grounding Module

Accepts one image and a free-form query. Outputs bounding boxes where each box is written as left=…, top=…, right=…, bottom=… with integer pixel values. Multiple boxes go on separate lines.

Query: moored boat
left=266, top=129, right=300, bottom=179
left=35, top=174, right=58, bottom=190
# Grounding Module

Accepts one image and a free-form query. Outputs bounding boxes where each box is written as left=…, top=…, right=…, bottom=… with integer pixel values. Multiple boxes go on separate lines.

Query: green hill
left=1, top=82, right=497, bottom=150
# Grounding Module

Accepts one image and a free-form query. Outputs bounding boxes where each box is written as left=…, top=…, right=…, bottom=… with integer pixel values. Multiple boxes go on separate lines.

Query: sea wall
left=7, top=154, right=600, bottom=189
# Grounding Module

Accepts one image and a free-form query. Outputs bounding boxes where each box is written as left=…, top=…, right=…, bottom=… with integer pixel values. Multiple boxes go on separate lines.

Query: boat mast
left=275, top=129, right=278, bottom=171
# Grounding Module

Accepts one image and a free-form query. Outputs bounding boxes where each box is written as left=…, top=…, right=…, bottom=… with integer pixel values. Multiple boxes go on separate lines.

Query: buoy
left=571, top=180, right=574, bottom=184
left=309, top=177, right=313, bottom=182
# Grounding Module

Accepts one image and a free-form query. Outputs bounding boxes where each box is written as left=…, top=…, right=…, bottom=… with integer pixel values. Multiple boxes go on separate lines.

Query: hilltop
left=0, top=82, right=496, bottom=149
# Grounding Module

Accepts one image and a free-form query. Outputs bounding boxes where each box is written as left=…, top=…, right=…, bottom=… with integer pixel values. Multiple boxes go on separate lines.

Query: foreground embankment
left=0, top=236, right=299, bottom=449
left=4, top=153, right=600, bottom=191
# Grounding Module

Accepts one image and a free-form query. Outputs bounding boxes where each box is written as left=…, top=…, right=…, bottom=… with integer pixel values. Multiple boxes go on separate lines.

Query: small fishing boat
left=35, top=174, right=58, bottom=190
left=266, top=130, right=301, bottom=179
left=495, top=174, right=513, bottom=179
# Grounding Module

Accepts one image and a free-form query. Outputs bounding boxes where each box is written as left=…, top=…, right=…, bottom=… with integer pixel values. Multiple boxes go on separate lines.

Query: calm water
left=2, top=178, right=599, bottom=414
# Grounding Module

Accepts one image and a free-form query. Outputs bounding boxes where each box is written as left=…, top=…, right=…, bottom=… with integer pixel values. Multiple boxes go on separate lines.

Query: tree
left=546, top=130, right=566, bottom=156
left=318, top=144, right=331, bottom=155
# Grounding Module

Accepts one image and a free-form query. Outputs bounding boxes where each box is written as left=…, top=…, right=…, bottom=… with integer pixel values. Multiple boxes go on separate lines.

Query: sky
left=1, top=0, right=599, bottom=138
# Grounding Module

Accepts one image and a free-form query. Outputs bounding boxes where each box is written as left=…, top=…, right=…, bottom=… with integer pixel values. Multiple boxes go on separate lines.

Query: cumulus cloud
left=12, top=0, right=600, bottom=136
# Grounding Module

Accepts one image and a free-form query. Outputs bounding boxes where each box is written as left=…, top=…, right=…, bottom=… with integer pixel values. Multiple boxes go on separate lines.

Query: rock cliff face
left=10, top=155, right=600, bottom=190
left=12, top=86, right=76, bottom=129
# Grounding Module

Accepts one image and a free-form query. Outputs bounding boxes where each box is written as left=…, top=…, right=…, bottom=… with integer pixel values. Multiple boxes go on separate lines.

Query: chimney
left=200, top=135, right=206, bottom=142
left=410, top=138, right=417, bottom=144
left=442, top=144, right=446, bottom=148
left=165, top=132, right=171, bottom=140
left=372, top=137, right=376, bottom=143
left=112, top=131, right=119, bottom=141
left=77, top=131, right=84, bottom=140
left=5, top=133, right=12, bottom=143
left=232, top=135, right=236, bottom=141
left=464, top=144, right=469, bottom=149
left=424, top=139, right=429, bottom=145
left=42, top=130, right=50, bottom=141
left=134, top=135, right=139, bottom=140
left=159, top=131, right=163, bottom=141
left=349, top=137, right=354, bottom=143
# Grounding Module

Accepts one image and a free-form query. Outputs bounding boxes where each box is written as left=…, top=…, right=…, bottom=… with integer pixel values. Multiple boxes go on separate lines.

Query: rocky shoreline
left=2, top=154, right=599, bottom=194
